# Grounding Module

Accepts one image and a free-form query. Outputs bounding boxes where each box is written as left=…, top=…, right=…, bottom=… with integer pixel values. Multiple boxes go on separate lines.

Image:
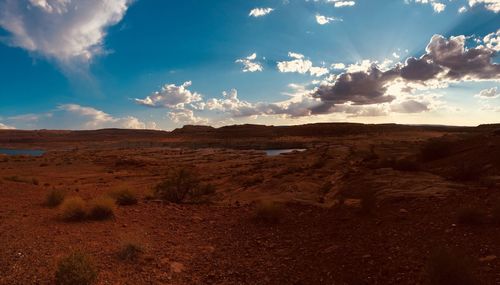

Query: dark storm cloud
left=424, top=35, right=500, bottom=80
left=312, top=34, right=500, bottom=107
left=400, top=57, right=443, bottom=81
left=313, top=66, right=398, bottom=105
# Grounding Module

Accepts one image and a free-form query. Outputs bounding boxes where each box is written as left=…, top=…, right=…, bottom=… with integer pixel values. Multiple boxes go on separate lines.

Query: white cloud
left=0, top=122, right=15, bottom=129
left=475, top=87, right=499, bottom=98
left=277, top=52, right=329, bottom=77
left=458, top=6, right=468, bottom=13
left=6, top=104, right=155, bottom=130
left=331, top=63, right=346, bottom=70
left=407, top=0, right=446, bottom=13
left=469, top=0, right=500, bottom=13
left=315, top=14, right=342, bottom=25
left=168, top=109, right=208, bottom=125
left=249, top=7, right=274, bottom=17
left=326, top=0, right=356, bottom=7
left=484, top=29, right=500, bottom=51
left=0, top=0, right=131, bottom=64
left=57, top=104, right=152, bottom=129
left=431, top=2, right=446, bottom=12
left=235, top=53, right=263, bottom=72
left=135, top=81, right=203, bottom=109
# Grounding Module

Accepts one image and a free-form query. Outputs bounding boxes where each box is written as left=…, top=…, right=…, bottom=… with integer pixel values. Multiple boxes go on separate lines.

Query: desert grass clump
left=88, top=197, right=115, bottom=221
left=253, top=200, right=283, bottom=224
left=109, top=189, right=138, bottom=206
left=155, top=168, right=200, bottom=203
left=427, top=249, right=477, bottom=285
left=45, top=189, right=66, bottom=208
left=60, top=197, right=87, bottom=222
left=55, top=251, right=97, bottom=285
left=117, top=242, right=143, bottom=261
left=457, top=207, right=485, bottom=225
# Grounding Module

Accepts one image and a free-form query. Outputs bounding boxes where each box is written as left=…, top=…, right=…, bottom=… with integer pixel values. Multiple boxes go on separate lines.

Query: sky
left=0, top=0, right=499, bottom=130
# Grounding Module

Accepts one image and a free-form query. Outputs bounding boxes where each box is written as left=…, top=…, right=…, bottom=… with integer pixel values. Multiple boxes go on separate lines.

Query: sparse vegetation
left=109, top=189, right=138, bottom=206
left=4, top=175, right=39, bottom=185
left=154, top=168, right=200, bottom=203
left=60, top=197, right=87, bottom=222
left=457, top=207, right=485, bottom=225
left=427, top=249, right=477, bottom=285
left=88, top=197, right=115, bottom=220
left=55, top=251, right=97, bottom=285
left=45, top=189, right=66, bottom=208
left=448, top=163, right=483, bottom=182
left=420, top=139, right=453, bottom=162
left=241, top=175, right=264, bottom=188
left=117, top=242, right=143, bottom=261
left=253, top=200, right=283, bottom=224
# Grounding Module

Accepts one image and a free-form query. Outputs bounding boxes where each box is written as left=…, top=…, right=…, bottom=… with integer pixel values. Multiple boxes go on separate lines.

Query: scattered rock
left=170, top=262, right=185, bottom=273
left=479, top=255, right=497, bottom=263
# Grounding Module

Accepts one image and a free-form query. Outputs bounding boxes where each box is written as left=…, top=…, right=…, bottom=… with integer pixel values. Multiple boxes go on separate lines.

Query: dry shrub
left=45, top=189, right=66, bottom=208
left=241, top=175, right=264, bottom=188
left=420, top=139, right=452, bottom=162
left=60, top=197, right=87, bottom=222
left=427, top=249, right=477, bottom=285
left=55, top=251, right=97, bottom=285
left=457, top=207, right=485, bottom=225
left=117, top=242, right=143, bottom=261
left=155, top=168, right=200, bottom=203
left=109, top=189, right=138, bottom=206
left=88, top=197, right=115, bottom=221
left=253, top=200, right=283, bottom=224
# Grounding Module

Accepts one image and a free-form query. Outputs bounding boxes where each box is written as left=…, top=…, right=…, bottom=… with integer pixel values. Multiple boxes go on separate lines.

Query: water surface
left=265, top=149, right=306, bottom=156
left=0, top=149, right=45, bottom=156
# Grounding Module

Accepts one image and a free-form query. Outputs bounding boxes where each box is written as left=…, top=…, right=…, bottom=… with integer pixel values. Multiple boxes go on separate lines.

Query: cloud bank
left=0, top=0, right=131, bottom=64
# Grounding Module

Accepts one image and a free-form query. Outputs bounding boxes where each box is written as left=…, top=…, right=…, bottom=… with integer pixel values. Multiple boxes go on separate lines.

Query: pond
left=0, top=148, right=45, bottom=157
left=265, top=149, right=306, bottom=156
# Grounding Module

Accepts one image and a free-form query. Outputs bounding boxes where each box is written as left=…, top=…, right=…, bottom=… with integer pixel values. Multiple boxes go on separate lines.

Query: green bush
left=45, top=189, right=66, bottom=208
left=427, top=249, right=477, bottom=285
left=88, top=197, right=115, bottom=221
left=110, top=189, right=138, bottom=206
left=60, top=197, right=87, bottom=222
left=55, top=252, right=97, bottom=285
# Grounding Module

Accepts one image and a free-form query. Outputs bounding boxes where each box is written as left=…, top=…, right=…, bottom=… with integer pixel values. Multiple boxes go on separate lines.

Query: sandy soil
left=1, top=124, right=500, bottom=284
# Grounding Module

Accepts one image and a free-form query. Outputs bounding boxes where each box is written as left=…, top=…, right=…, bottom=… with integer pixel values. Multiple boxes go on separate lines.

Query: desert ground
left=1, top=123, right=500, bottom=284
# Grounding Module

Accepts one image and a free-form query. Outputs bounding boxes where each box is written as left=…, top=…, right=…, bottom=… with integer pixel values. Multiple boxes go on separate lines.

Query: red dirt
left=1, top=123, right=500, bottom=284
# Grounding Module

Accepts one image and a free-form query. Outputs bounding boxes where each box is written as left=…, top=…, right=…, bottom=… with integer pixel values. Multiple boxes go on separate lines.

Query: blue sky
left=0, top=0, right=499, bottom=130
